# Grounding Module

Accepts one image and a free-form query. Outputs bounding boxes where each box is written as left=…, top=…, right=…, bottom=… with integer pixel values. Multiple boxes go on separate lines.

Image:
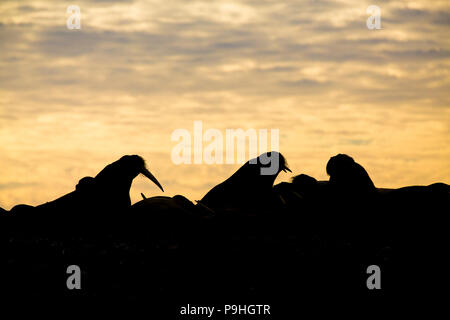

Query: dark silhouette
left=1, top=152, right=448, bottom=311
left=36, top=155, right=163, bottom=214
left=274, top=174, right=325, bottom=206
left=132, top=194, right=205, bottom=216
left=5, top=155, right=164, bottom=240
left=199, top=151, right=291, bottom=211
left=326, top=153, right=376, bottom=195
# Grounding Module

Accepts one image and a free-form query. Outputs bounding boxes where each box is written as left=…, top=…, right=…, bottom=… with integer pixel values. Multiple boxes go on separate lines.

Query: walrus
left=36, top=155, right=164, bottom=214
left=326, top=154, right=376, bottom=195
left=199, top=151, right=291, bottom=211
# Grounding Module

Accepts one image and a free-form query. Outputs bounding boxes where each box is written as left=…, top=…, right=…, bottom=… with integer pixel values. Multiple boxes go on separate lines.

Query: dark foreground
left=1, top=155, right=448, bottom=315
left=2, top=191, right=448, bottom=313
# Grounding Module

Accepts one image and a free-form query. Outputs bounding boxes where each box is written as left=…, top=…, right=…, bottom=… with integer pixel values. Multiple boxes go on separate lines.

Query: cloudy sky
left=0, top=0, right=449, bottom=209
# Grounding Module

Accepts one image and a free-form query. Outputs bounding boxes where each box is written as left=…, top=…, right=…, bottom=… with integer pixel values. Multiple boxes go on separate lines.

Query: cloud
left=0, top=0, right=449, bottom=209
left=0, top=182, right=37, bottom=190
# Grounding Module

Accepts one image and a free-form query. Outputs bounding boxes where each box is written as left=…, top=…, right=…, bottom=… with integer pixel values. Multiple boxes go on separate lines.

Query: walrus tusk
left=292, top=191, right=303, bottom=200
left=141, top=168, right=164, bottom=192
left=195, top=201, right=216, bottom=216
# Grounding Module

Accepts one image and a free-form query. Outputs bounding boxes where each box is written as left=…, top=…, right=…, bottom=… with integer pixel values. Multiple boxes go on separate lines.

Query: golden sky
left=1, top=0, right=449, bottom=209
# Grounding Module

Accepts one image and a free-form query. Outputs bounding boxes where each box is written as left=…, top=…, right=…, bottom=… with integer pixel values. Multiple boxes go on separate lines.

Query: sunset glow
left=1, top=0, right=449, bottom=209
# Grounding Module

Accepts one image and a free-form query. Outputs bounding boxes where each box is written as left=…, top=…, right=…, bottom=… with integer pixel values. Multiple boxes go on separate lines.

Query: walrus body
left=200, top=151, right=291, bottom=211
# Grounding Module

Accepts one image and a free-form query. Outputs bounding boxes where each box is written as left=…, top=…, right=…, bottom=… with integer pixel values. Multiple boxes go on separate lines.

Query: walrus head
left=116, top=155, right=164, bottom=192
left=326, top=154, right=356, bottom=181
left=94, top=155, right=164, bottom=192
left=249, top=151, right=291, bottom=176
left=326, top=153, right=375, bottom=192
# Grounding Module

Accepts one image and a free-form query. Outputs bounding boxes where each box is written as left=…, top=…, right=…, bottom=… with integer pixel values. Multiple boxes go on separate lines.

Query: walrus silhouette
left=78, top=155, right=163, bottom=209
left=36, top=155, right=163, bottom=213
left=199, top=151, right=291, bottom=211
left=326, top=154, right=376, bottom=195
